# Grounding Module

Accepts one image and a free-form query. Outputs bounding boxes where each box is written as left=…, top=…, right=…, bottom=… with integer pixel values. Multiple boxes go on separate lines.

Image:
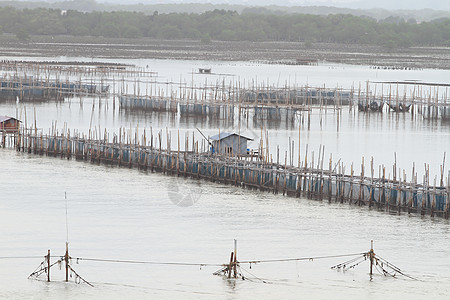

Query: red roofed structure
left=0, top=115, right=20, bottom=133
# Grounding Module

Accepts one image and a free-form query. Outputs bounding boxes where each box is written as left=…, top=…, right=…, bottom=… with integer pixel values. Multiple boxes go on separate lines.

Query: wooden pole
left=228, top=252, right=234, bottom=279
left=65, top=242, right=69, bottom=282
left=233, top=239, right=238, bottom=278
left=369, top=240, right=374, bottom=279
left=47, top=249, right=51, bottom=282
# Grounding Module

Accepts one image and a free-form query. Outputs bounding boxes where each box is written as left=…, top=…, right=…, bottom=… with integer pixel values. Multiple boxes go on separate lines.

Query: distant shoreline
left=1, top=35, right=449, bottom=70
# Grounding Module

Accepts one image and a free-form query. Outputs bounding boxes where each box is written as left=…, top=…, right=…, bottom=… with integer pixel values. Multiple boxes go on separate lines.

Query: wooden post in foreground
left=65, top=242, right=69, bottom=282
left=228, top=252, right=234, bottom=279
left=233, top=239, right=238, bottom=278
left=47, top=249, right=50, bottom=282
left=369, top=240, right=374, bottom=279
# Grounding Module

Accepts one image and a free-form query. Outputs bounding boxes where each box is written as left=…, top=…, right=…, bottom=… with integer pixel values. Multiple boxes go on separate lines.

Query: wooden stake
left=65, top=242, right=69, bottom=282
left=233, top=239, right=238, bottom=278
left=47, top=249, right=51, bottom=282
left=369, top=240, right=374, bottom=279
left=228, top=252, right=234, bottom=279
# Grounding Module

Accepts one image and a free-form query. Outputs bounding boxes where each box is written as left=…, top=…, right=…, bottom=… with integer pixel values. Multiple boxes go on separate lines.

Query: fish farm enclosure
left=1, top=59, right=449, bottom=218
left=8, top=126, right=449, bottom=218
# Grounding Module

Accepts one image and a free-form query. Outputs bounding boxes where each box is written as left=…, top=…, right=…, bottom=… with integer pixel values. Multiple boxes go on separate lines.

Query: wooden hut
left=198, top=68, right=211, bottom=74
left=209, top=132, right=253, bottom=156
left=0, top=116, right=20, bottom=133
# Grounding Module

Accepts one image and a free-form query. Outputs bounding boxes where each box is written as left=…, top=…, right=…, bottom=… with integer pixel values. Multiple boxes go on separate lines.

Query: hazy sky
left=92, top=0, right=450, bottom=11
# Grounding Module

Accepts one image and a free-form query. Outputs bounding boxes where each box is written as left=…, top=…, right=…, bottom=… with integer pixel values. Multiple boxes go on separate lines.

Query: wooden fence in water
left=5, top=128, right=449, bottom=219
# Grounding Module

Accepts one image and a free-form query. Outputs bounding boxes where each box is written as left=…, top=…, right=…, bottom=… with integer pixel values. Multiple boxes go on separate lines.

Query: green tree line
left=0, top=7, right=448, bottom=47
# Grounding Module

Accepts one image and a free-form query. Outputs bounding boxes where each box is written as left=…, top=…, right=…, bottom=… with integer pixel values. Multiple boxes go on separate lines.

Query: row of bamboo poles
left=1, top=60, right=448, bottom=121
left=2, top=60, right=447, bottom=113
left=0, top=73, right=110, bottom=102
left=4, top=126, right=449, bottom=219
left=0, top=60, right=157, bottom=78
left=118, top=77, right=449, bottom=121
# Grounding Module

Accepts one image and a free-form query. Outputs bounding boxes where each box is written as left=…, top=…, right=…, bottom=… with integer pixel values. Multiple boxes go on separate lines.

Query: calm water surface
left=1, top=150, right=449, bottom=299
left=0, top=58, right=449, bottom=299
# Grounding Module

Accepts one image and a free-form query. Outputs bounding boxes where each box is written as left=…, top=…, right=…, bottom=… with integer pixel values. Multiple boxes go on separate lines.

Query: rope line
left=68, top=265, right=94, bottom=287
left=28, top=260, right=47, bottom=278
left=5, top=251, right=417, bottom=281
left=72, top=257, right=224, bottom=267
left=41, top=252, right=367, bottom=267
left=239, top=252, right=367, bottom=264
left=29, top=260, right=61, bottom=279
left=0, top=256, right=45, bottom=259
left=239, top=266, right=269, bottom=284
left=331, top=254, right=368, bottom=270
left=375, top=255, right=418, bottom=280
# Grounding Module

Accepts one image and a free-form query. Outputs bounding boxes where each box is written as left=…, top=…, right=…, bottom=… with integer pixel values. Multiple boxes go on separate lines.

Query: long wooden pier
left=5, top=127, right=449, bottom=219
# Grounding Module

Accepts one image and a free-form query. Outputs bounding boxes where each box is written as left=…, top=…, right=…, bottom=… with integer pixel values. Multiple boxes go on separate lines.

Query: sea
left=0, top=57, right=449, bottom=299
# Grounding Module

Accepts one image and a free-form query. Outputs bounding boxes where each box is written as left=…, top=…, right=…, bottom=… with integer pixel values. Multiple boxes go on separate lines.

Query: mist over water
left=0, top=58, right=449, bottom=298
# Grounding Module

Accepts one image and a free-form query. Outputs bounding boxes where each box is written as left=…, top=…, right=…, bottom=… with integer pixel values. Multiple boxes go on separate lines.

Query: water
left=0, top=58, right=449, bottom=299
left=1, top=150, right=449, bottom=299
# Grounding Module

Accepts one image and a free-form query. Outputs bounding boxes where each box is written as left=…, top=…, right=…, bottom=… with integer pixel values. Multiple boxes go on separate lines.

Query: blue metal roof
left=210, top=132, right=253, bottom=141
